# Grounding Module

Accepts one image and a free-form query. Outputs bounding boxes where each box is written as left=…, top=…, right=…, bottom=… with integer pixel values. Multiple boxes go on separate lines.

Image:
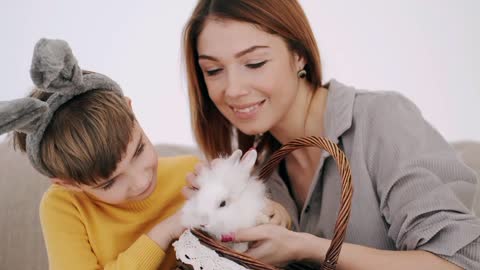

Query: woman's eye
left=219, top=200, right=226, bottom=208
left=206, top=68, right=222, bottom=76
left=246, top=60, right=267, bottom=69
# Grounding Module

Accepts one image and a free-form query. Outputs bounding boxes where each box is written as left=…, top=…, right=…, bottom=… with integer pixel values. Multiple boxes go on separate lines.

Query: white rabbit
left=181, top=149, right=268, bottom=252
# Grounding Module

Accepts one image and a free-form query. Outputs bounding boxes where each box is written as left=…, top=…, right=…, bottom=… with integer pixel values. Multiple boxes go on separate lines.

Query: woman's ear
left=293, top=51, right=307, bottom=71
left=51, top=178, right=82, bottom=192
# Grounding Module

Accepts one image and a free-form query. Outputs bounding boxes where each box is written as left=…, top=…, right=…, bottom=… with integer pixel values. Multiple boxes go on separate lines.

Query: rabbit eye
left=219, top=200, right=226, bottom=208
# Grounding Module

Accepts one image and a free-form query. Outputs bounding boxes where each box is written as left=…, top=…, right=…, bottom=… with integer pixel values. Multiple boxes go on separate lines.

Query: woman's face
left=197, top=18, right=305, bottom=135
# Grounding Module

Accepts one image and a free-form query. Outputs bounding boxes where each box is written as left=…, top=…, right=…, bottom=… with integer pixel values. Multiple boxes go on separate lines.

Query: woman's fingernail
left=221, top=233, right=234, bottom=242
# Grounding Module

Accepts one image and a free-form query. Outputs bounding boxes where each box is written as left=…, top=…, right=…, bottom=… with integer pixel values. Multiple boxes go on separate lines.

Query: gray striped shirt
left=268, top=80, right=480, bottom=269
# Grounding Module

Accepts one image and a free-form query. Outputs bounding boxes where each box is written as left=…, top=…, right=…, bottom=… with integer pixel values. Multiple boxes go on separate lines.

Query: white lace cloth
left=173, top=230, right=248, bottom=270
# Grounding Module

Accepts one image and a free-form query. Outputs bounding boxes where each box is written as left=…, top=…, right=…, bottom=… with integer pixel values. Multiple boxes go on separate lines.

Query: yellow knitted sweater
left=40, top=155, right=199, bottom=270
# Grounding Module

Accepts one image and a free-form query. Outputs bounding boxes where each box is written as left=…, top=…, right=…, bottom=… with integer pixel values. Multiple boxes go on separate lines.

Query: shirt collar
left=323, top=79, right=356, bottom=145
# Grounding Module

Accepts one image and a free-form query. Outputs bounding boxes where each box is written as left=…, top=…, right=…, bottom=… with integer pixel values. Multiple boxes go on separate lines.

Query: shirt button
left=305, top=205, right=311, bottom=213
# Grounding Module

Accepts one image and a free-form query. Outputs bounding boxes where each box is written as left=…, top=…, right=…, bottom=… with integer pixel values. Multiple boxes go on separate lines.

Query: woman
left=182, top=0, right=480, bottom=269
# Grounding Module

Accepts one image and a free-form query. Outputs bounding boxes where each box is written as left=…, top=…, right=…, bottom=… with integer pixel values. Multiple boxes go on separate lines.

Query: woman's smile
left=229, top=99, right=266, bottom=120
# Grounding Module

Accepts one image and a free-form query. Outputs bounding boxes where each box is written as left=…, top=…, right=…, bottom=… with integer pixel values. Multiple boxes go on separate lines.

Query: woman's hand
left=258, top=199, right=292, bottom=229
left=229, top=224, right=327, bottom=266
left=231, top=224, right=465, bottom=270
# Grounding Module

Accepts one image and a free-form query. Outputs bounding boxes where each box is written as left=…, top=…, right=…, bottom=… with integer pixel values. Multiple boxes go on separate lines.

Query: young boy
left=0, top=39, right=289, bottom=269
left=0, top=38, right=198, bottom=269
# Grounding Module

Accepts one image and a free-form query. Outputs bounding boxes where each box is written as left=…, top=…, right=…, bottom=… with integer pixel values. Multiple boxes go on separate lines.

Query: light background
left=1, top=0, right=478, bottom=146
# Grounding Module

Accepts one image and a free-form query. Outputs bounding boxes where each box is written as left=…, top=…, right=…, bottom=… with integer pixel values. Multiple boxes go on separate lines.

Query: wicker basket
left=176, top=136, right=353, bottom=270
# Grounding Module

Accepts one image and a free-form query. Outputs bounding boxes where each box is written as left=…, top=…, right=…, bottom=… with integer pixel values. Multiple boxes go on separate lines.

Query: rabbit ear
left=0, top=98, right=48, bottom=135
left=240, top=149, right=257, bottom=171
left=228, top=149, right=243, bottom=163
left=30, top=38, right=83, bottom=94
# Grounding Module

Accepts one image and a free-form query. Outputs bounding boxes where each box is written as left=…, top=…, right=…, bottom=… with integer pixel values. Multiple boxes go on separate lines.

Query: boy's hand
left=147, top=211, right=186, bottom=250
left=182, top=159, right=221, bottom=199
left=182, top=162, right=203, bottom=199
left=257, top=199, right=292, bottom=229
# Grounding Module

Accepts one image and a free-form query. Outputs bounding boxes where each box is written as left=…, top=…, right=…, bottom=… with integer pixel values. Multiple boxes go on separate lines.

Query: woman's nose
left=225, top=70, right=248, bottom=98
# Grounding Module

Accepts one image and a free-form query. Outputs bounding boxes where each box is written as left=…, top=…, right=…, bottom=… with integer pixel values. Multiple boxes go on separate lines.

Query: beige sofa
left=0, top=139, right=478, bottom=270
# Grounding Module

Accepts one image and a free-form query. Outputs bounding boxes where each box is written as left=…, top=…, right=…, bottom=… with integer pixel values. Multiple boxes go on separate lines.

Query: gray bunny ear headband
left=0, top=38, right=124, bottom=177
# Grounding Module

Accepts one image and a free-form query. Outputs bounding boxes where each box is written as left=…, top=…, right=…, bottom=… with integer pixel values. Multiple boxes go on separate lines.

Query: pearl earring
left=297, top=69, right=307, bottom=79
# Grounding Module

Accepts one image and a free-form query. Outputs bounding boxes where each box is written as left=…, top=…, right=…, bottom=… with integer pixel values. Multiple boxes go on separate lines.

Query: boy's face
left=77, top=121, right=159, bottom=204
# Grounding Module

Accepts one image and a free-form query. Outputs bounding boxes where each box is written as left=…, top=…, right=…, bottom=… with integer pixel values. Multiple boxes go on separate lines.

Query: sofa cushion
left=0, top=139, right=200, bottom=270
left=0, top=139, right=51, bottom=270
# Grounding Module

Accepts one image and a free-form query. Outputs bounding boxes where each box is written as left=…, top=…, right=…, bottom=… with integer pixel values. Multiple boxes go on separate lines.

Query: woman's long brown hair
left=183, top=0, right=322, bottom=161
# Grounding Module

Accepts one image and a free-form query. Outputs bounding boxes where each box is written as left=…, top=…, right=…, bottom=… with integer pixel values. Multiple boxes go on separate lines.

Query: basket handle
left=258, top=136, right=353, bottom=270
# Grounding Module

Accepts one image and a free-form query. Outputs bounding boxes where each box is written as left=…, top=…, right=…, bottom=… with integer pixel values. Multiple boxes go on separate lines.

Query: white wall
left=303, top=0, right=480, bottom=143
left=1, top=0, right=478, bottom=146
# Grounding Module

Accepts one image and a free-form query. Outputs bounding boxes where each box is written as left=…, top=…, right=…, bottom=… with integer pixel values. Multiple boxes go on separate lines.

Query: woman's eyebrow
left=234, top=45, right=269, bottom=58
left=198, top=45, right=270, bottom=61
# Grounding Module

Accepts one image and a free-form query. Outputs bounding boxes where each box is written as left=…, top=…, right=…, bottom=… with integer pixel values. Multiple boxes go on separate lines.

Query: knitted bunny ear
left=0, top=98, right=48, bottom=135
left=30, top=38, right=83, bottom=94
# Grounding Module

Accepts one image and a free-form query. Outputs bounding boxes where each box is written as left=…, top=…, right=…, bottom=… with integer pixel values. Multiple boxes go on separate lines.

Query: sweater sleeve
left=365, top=92, right=480, bottom=269
left=40, top=189, right=166, bottom=270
